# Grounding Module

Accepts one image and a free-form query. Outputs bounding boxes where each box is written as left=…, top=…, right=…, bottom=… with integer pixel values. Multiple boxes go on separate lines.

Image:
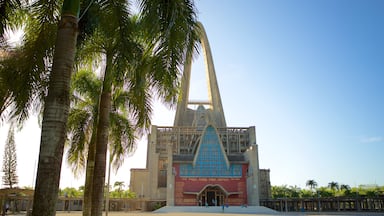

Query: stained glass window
left=179, top=126, right=242, bottom=177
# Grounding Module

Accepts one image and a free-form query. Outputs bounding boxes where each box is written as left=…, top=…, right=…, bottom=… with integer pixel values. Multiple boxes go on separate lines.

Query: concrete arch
left=174, top=22, right=226, bottom=128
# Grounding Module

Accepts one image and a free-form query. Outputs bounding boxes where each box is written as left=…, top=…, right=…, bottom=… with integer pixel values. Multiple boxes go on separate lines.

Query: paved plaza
left=9, top=206, right=384, bottom=216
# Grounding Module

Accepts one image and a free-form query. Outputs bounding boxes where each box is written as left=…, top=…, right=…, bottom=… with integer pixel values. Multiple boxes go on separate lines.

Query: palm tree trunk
left=91, top=55, right=113, bottom=216
left=82, top=132, right=97, bottom=216
left=31, top=1, right=79, bottom=216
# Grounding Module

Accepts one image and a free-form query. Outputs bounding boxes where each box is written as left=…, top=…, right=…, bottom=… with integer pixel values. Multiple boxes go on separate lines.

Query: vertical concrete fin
left=173, top=56, right=192, bottom=126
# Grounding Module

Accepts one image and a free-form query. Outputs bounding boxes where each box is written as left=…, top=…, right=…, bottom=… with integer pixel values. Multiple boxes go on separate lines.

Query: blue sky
left=1, top=0, right=383, bottom=190
left=190, top=0, right=384, bottom=188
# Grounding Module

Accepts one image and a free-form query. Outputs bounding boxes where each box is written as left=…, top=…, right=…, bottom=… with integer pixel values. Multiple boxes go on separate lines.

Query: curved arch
left=174, top=22, right=226, bottom=127
left=198, top=184, right=229, bottom=196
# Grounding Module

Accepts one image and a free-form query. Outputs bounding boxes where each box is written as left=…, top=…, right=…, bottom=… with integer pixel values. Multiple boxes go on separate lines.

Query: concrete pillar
left=166, top=144, right=175, bottom=206
left=147, top=126, right=158, bottom=200
left=245, top=126, right=260, bottom=206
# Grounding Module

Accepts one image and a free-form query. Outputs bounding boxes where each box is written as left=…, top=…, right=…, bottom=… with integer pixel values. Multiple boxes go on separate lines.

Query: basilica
left=130, top=23, right=271, bottom=207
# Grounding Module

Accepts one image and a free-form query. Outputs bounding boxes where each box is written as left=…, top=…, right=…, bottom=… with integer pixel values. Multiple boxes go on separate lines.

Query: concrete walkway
left=153, top=206, right=278, bottom=214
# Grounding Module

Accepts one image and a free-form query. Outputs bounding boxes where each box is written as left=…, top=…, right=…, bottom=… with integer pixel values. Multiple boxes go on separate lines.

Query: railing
left=261, top=196, right=384, bottom=212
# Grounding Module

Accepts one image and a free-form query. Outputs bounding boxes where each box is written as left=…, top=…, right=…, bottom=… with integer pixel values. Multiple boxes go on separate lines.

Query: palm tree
left=114, top=181, right=125, bottom=198
left=65, top=66, right=138, bottom=216
left=340, top=184, right=350, bottom=191
left=66, top=68, right=101, bottom=175
left=2, top=1, right=199, bottom=216
left=86, top=1, right=200, bottom=215
left=66, top=66, right=101, bottom=216
left=0, top=1, right=83, bottom=215
left=306, top=179, right=318, bottom=191
left=328, top=181, right=339, bottom=195
left=340, top=184, right=351, bottom=196
left=31, top=0, right=79, bottom=214
left=0, top=0, right=26, bottom=48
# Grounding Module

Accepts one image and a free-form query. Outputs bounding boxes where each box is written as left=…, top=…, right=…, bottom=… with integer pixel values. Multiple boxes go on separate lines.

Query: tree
left=317, top=187, right=333, bottom=197
left=340, top=184, right=352, bottom=196
left=328, top=181, right=339, bottom=195
left=0, top=0, right=26, bottom=48
left=113, top=181, right=125, bottom=198
left=300, top=189, right=314, bottom=198
left=85, top=1, right=200, bottom=216
left=1, top=1, right=199, bottom=216
left=31, top=1, right=80, bottom=216
left=65, top=67, right=138, bottom=216
left=1, top=4, right=80, bottom=215
left=306, top=179, right=318, bottom=191
left=340, top=184, right=350, bottom=191
left=59, top=187, right=82, bottom=198
left=2, top=125, right=18, bottom=188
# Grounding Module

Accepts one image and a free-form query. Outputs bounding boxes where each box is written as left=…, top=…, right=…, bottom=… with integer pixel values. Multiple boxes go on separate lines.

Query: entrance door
left=207, top=191, right=215, bottom=206
left=198, top=185, right=226, bottom=206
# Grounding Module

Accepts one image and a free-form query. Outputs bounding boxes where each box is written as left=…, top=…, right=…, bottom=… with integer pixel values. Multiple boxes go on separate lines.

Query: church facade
left=130, top=23, right=270, bottom=207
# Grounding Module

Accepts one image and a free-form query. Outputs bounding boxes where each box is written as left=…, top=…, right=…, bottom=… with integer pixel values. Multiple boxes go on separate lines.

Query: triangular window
left=179, top=126, right=242, bottom=177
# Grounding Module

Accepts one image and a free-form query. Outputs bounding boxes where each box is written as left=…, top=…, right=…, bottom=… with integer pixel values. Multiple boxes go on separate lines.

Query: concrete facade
left=130, top=23, right=270, bottom=206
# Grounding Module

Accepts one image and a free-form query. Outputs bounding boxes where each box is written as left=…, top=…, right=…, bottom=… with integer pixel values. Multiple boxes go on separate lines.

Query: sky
left=1, top=0, right=384, bottom=190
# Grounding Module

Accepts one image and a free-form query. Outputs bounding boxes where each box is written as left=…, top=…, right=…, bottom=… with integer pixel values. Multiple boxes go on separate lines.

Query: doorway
left=198, top=185, right=226, bottom=206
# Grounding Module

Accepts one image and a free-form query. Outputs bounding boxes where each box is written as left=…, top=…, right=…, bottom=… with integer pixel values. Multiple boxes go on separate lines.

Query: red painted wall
left=173, top=163, right=248, bottom=206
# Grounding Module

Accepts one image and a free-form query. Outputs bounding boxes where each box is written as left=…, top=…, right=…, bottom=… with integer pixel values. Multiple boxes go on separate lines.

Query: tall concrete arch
left=173, top=22, right=226, bottom=128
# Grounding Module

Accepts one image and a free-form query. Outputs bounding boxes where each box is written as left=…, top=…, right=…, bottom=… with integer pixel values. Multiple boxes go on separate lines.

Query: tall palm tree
left=340, top=184, right=351, bottom=196
left=340, top=184, right=350, bottom=191
left=66, top=68, right=101, bottom=176
left=114, top=181, right=125, bottom=197
left=328, top=181, right=339, bottom=194
left=0, top=1, right=80, bottom=215
left=66, top=65, right=102, bottom=216
left=85, top=1, right=200, bottom=215
left=306, top=179, right=318, bottom=191
left=31, top=1, right=80, bottom=215
left=1, top=1, right=199, bottom=216
left=66, top=66, right=139, bottom=216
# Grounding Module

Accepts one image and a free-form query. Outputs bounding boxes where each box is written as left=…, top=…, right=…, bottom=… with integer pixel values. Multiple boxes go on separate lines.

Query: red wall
left=174, top=164, right=248, bottom=206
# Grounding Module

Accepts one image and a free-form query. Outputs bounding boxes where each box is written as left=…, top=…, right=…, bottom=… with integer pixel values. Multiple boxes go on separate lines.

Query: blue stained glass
left=179, top=126, right=242, bottom=177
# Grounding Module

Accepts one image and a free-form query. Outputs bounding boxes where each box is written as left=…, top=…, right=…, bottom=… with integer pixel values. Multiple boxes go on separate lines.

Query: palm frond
left=0, top=0, right=62, bottom=124
left=109, top=111, right=136, bottom=171
left=139, top=0, right=200, bottom=106
left=66, top=108, right=93, bottom=176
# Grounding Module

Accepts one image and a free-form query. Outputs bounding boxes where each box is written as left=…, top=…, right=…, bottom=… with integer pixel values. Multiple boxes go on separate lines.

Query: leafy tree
left=288, top=185, right=301, bottom=198
left=269, top=183, right=384, bottom=199
left=59, top=187, right=82, bottom=198
left=122, top=189, right=136, bottom=198
left=109, top=189, right=136, bottom=198
left=317, top=187, right=333, bottom=198
left=1, top=125, right=18, bottom=188
left=78, top=185, right=85, bottom=193
left=271, top=185, right=289, bottom=198
left=300, top=189, right=314, bottom=198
